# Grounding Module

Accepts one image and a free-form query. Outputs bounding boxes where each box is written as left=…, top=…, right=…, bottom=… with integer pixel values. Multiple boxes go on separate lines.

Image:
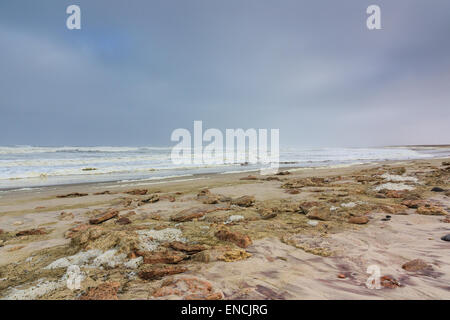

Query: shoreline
left=0, top=156, right=449, bottom=299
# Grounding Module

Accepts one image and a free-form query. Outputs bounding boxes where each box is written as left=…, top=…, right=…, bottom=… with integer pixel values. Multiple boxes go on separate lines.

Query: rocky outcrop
left=306, top=206, right=330, bottom=221
left=169, top=241, right=207, bottom=254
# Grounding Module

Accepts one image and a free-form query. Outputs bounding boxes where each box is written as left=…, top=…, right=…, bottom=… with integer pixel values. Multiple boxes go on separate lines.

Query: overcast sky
left=0, top=0, right=449, bottom=147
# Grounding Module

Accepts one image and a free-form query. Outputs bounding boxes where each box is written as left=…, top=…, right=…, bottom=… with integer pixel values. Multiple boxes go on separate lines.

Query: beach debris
left=89, top=209, right=119, bottom=224
left=152, top=277, right=223, bottom=300
left=341, top=202, right=357, bottom=208
left=16, top=228, right=48, bottom=237
left=59, top=211, right=74, bottom=221
left=348, top=216, right=369, bottom=224
left=168, top=241, right=207, bottom=254
left=79, top=282, right=120, bottom=300
left=231, top=195, right=255, bottom=207
left=416, top=205, right=447, bottom=216
left=431, top=187, right=445, bottom=192
left=402, top=259, right=430, bottom=272
left=56, top=192, right=88, bottom=198
left=138, top=265, right=187, bottom=280
left=441, top=234, right=450, bottom=242
left=306, top=206, right=330, bottom=221
left=215, top=227, right=252, bottom=248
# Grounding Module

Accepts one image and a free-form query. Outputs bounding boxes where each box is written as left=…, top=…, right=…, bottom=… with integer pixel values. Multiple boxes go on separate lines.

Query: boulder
left=402, top=259, right=430, bottom=272
left=215, top=228, right=252, bottom=248
left=348, top=216, right=369, bottom=224
left=169, top=241, right=208, bottom=254
left=306, top=206, right=330, bottom=221
left=231, top=195, right=255, bottom=207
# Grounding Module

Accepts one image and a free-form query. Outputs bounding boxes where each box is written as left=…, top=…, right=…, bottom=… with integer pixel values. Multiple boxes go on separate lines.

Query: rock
left=215, top=228, right=252, bottom=248
left=197, top=191, right=220, bottom=204
left=59, top=211, right=74, bottom=221
left=338, top=274, right=346, bottom=279
left=401, top=200, right=427, bottom=209
left=307, top=220, right=319, bottom=227
left=138, top=265, right=187, bottom=280
left=89, top=210, right=119, bottom=224
left=402, top=259, right=430, bottom=272
left=306, top=206, right=330, bottom=221
left=261, top=212, right=278, bottom=220
left=16, top=228, right=48, bottom=236
left=57, top=192, right=88, bottom=198
left=79, top=282, right=120, bottom=300
left=0, top=229, right=3, bottom=234
left=378, top=204, right=408, bottom=215
left=93, top=190, right=114, bottom=195
left=137, top=250, right=186, bottom=264
left=441, top=234, right=450, bottom=241
left=416, top=205, right=447, bottom=216
left=171, top=207, right=213, bottom=222
left=380, top=275, right=400, bottom=289
left=285, top=189, right=300, bottom=195
left=116, top=217, right=131, bottom=225
left=276, top=171, right=290, bottom=176
left=126, top=189, right=148, bottom=195
left=443, top=161, right=450, bottom=166
left=348, top=216, right=369, bottom=224
left=431, top=187, right=445, bottom=192
left=169, top=241, right=208, bottom=254
left=240, top=175, right=258, bottom=180
left=140, top=194, right=160, bottom=204
left=298, top=201, right=321, bottom=214
left=152, top=277, right=223, bottom=300
left=384, top=190, right=404, bottom=198
left=231, top=195, right=255, bottom=207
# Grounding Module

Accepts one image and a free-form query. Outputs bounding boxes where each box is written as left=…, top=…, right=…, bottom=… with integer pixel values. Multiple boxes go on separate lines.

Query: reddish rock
left=380, top=275, right=400, bottom=289
left=57, top=192, right=88, bottom=198
left=89, top=210, right=119, bottom=224
left=231, top=195, right=255, bottom=207
left=348, top=216, right=369, bottom=224
left=171, top=207, right=216, bottom=222
left=59, top=211, right=74, bottom=221
left=138, top=265, right=187, bottom=280
left=79, top=282, right=120, bottom=300
left=402, top=259, right=430, bottom=272
left=152, top=277, right=223, bottom=300
left=16, top=228, right=48, bottom=236
left=338, top=274, right=346, bottom=279
left=116, top=217, right=131, bottom=225
left=285, top=189, right=300, bottom=195
left=169, top=241, right=208, bottom=254
left=126, top=189, right=148, bottom=195
left=215, top=228, right=252, bottom=248
left=306, top=206, right=330, bottom=221
left=378, top=204, right=408, bottom=215
left=137, top=250, right=186, bottom=264
left=384, top=190, right=404, bottom=198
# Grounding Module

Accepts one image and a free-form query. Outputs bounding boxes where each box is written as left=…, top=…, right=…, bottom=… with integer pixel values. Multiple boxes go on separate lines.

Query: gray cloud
left=0, top=0, right=449, bottom=147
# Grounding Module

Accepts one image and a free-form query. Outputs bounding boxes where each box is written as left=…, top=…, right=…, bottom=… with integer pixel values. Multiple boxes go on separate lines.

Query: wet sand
left=0, top=158, right=449, bottom=300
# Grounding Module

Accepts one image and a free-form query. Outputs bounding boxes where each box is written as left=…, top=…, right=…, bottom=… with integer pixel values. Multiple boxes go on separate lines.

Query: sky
left=0, top=0, right=449, bottom=148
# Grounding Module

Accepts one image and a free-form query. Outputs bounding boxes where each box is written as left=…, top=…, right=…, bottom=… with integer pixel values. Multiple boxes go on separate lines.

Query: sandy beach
left=0, top=158, right=449, bottom=300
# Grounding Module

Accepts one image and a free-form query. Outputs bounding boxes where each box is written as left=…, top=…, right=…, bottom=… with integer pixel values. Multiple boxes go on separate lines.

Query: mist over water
left=0, top=145, right=448, bottom=190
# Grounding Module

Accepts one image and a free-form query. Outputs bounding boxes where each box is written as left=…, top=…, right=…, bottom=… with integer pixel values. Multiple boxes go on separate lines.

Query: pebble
left=441, top=234, right=450, bottom=242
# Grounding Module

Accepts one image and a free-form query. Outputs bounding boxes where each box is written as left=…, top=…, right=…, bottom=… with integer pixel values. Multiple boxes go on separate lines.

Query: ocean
left=0, top=145, right=449, bottom=190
